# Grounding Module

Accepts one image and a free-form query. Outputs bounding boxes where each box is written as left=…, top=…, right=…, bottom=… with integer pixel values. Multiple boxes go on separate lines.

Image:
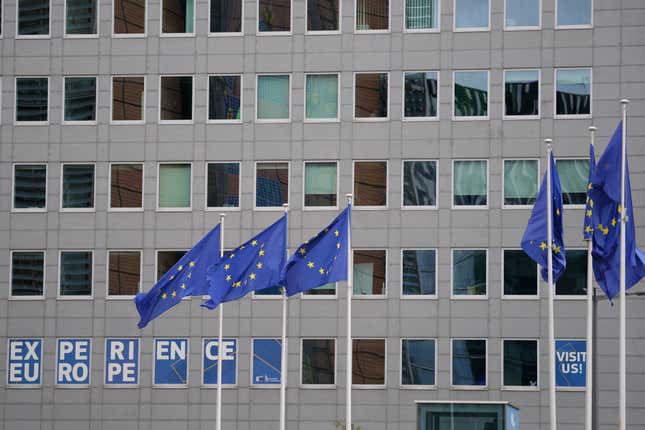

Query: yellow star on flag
left=319, top=267, right=325, bottom=275
left=586, top=209, right=592, bottom=218
left=189, top=261, right=195, bottom=267
left=556, top=208, right=561, bottom=216
left=589, top=199, right=594, bottom=208
left=585, top=225, right=593, bottom=234
left=540, top=242, right=547, bottom=251
left=334, top=230, right=339, bottom=237
left=617, top=205, right=622, bottom=213
left=299, top=248, right=306, bottom=255
left=162, top=293, right=167, bottom=299
left=611, top=218, right=617, bottom=227
left=307, top=261, right=315, bottom=268
left=249, top=273, right=256, bottom=280
left=229, top=253, right=235, bottom=259
left=251, top=240, right=258, bottom=246
left=233, top=281, right=241, bottom=287
left=178, top=265, right=183, bottom=271
left=259, top=250, right=265, bottom=256
left=256, top=262, right=263, bottom=269
left=226, top=275, right=232, bottom=281
left=224, top=264, right=230, bottom=270
left=171, top=291, right=177, bottom=297
left=180, top=284, right=186, bottom=289
left=602, top=226, right=609, bottom=235
left=588, top=182, right=593, bottom=190
left=553, top=245, right=561, bottom=254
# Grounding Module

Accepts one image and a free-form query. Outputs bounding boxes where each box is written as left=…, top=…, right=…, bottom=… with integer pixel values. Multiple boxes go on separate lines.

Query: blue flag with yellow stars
left=589, top=122, right=645, bottom=300
left=280, top=206, right=351, bottom=296
left=521, top=152, right=567, bottom=282
left=583, top=143, right=596, bottom=240
left=134, top=225, right=221, bottom=329
left=201, top=215, right=287, bottom=309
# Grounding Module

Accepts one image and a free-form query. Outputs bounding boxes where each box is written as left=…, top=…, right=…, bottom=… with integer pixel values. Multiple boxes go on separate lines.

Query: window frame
left=15, top=0, right=52, bottom=39
left=400, top=338, right=437, bottom=389
left=58, top=249, right=94, bottom=300
left=106, top=249, right=143, bottom=299
left=403, top=0, right=440, bottom=33
left=14, top=76, right=49, bottom=125
left=401, top=71, right=440, bottom=122
left=110, top=75, right=146, bottom=125
left=452, top=70, right=490, bottom=121
left=450, top=248, right=488, bottom=300
left=257, top=0, right=293, bottom=36
left=453, top=0, right=490, bottom=32
left=353, top=71, right=390, bottom=122
left=108, top=162, right=144, bottom=212
left=555, top=0, right=593, bottom=29
left=159, top=0, right=196, bottom=37
left=55, top=337, right=92, bottom=387
left=553, top=68, right=592, bottom=119
left=401, top=159, right=439, bottom=210
left=62, top=76, right=98, bottom=125
left=555, top=337, right=586, bottom=392
left=303, top=72, right=340, bottom=123
left=207, top=74, right=243, bottom=124
left=302, top=160, right=339, bottom=211
left=502, top=158, right=540, bottom=209
left=501, top=248, right=540, bottom=300
left=400, top=248, right=438, bottom=299
left=11, top=163, right=48, bottom=213
left=503, top=0, right=541, bottom=31
left=156, top=162, right=193, bottom=212
left=300, top=282, right=338, bottom=299
left=352, top=338, right=387, bottom=389
left=502, top=69, right=541, bottom=120
left=450, top=338, right=488, bottom=390
left=253, top=160, right=290, bottom=211
left=305, top=0, right=341, bottom=35
left=60, top=162, right=96, bottom=213
left=103, top=337, right=140, bottom=387
left=111, top=0, right=147, bottom=37
left=9, top=250, right=46, bottom=300
left=352, top=160, right=389, bottom=210
left=556, top=157, right=589, bottom=209
left=300, top=337, right=337, bottom=389
left=451, top=159, right=489, bottom=210
left=555, top=247, right=587, bottom=300
left=354, top=0, right=391, bottom=34
left=200, top=337, right=238, bottom=387
left=255, top=73, right=292, bottom=123
left=204, top=161, right=242, bottom=211
left=63, top=0, right=99, bottom=38
left=352, top=248, right=388, bottom=298
left=501, top=338, right=540, bottom=391
left=158, top=75, right=195, bottom=124
left=152, top=337, right=189, bottom=388
left=208, top=0, right=244, bottom=36
left=250, top=337, right=283, bottom=388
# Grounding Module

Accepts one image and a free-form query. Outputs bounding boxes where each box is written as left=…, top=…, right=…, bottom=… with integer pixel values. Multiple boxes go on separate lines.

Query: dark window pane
left=452, top=339, right=486, bottom=386
left=403, top=160, right=436, bottom=206
left=208, top=76, right=241, bottom=121
left=454, top=71, right=488, bottom=117
left=160, top=76, right=193, bottom=121
left=556, top=69, right=591, bottom=116
left=62, top=164, right=94, bottom=209
left=108, top=251, right=141, bottom=296
left=14, top=165, right=46, bottom=209
left=60, top=251, right=92, bottom=296
left=258, top=0, right=291, bottom=32
left=207, top=163, right=240, bottom=208
left=66, top=0, right=97, bottom=34
left=112, top=76, right=144, bottom=121
left=254, top=285, right=282, bottom=296
left=356, top=0, right=389, bottom=30
left=302, top=339, right=335, bottom=385
left=18, top=0, right=50, bottom=35
left=453, top=160, right=487, bottom=206
left=556, top=250, right=587, bottom=296
left=302, top=283, right=336, bottom=296
left=114, top=0, right=145, bottom=34
left=355, top=73, right=388, bottom=118
left=304, top=162, right=337, bottom=207
left=353, top=250, right=386, bottom=295
left=505, top=70, right=539, bottom=116
left=504, top=159, right=538, bottom=206
left=504, top=340, right=538, bottom=387
left=157, top=250, right=187, bottom=280
left=16, top=77, right=48, bottom=122
left=402, top=250, right=436, bottom=295
left=404, top=72, right=437, bottom=118
left=352, top=339, right=385, bottom=385
left=110, top=164, right=143, bottom=209
left=162, top=0, right=194, bottom=33
left=405, top=0, right=438, bottom=29
left=255, top=162, right=289, bottom=207
left=11, top=252, right=44, bottom=296
left=354, top=161, right=387, bottom=206
left=64, top=77, right=96, bottom=122
left=558, top=159, right=589, bottom=205
left=418, top=404, right=504, bottom=428
left=307, top=0, right=339, bottom=31
left=504, top=250, right=537, bottom=296
left=453, top=249, right=486, bottom=296
left=402, top=339, right=435, bottom=385
left=210, top=0, right=241, bottom=32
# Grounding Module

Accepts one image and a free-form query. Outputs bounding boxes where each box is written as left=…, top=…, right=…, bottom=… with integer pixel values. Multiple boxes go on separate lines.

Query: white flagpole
left=345, top=194, right=353, bottom=430
left=585, top=126, right=596, bottom=430
left=619, top=99, right=629, bottom=430
left=216, top=213, right=225, bottom=430
left=545, top=139, right=557, bottom=430
left=279, top=203, right=289, bottom=430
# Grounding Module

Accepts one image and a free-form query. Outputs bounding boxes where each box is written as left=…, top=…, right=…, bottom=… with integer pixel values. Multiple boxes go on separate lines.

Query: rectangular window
left=504, top=70, right=539, bottom=117
left=161, top=0, right=194, bottom=34
left=403, top=72, right=438, bottom=119
left=401, top=339, right=435, bottom=386
left=255, top=162, right=289, bottom=208
left=354, top=161, right=387, bottom=207
left=405, top=0, right=438, bottom=30
left=454, top=71, right=488, bottom=118
left=353, top=339, right=385, bottom=386
left=454, top=0, right=488, bottom=30
left=452, top=249, right=487, bottom=297
left=252, top=339, right=282, bottom=386
left=258, top=0, right=291, bottom=33
left=254, top=285, right=283, bottom=296
left=11, top=251, right=45, bottom=297
left=556, top=249, right=586, bottom=296
left=307, top=0, right=339, bottom=32
left=157, top=250, right=187, bottom=280
left=108, top=251, right=141, bottom=297
left=354, top=73, right=388, bottom=119
left=503, top=249, right=537, bottom=297
left=504, top=159, right=538, bottom=206
left=207, top=162, right=240, bottom=208
left=62, top=164, right=95, bottom=210
left=503, top=340, right=538, bottom=388
left=114, top=0, right=145, bottom=35
left=65, top=0, right=98, bottom=35
left=111, top=76, right=145, bottom=122
left=60, top=251, right=93, bottom=297
left=353, top=250, right=386, bottom=296
left=160, top=76, right=193, bottom=122
left=356, top=0, right=389, bottom=31
left=305, top=74, right=339, bottom=121
left=304, top=161, right=337, bottom=208
left=158, top=163, right=191, bottom=209
left=302, top=282, right=336, bottom=296
left=557, top=159, right=589, bottom=205
left=557, top=0, right=591, bottom=27
left=452, top=339, right=486, bottom=387
left=18, top=0, right=50, bottom=36
left=403, top=160, right=437, bottom=207
left=555, top=69, right=591, bottom=117
left=505, top=0, right=540, bottom=28
left=210, top=0, right=242, bottom=33
left=15, top=77, right=48, bottom=123
left=13, top=164, right=47, bottom=210
left=256, top=75, right=290, bottom=121
left=402, top=249, right=436, bottom=296
left=64, top=77, right=97, bottom=123
left=453, top=160, right=487, bottom=207
left=110, top=164, right=143, bottom=210
left=208, top=75, right=241, bottom=121
left=301, top=339, right=335, bottom=386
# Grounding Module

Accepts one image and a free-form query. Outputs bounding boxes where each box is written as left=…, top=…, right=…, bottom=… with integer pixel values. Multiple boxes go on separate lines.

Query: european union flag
left=202, top=216, right=287, bottom=309
left=583, top=143, right=596, bottom=240
left=589, top=122, right=645, bottom=299
left=521, top=152, right=567, bottom=282
left=280, top=207, right=351, bottom=296
left=134, top=225, right=221, bottom=329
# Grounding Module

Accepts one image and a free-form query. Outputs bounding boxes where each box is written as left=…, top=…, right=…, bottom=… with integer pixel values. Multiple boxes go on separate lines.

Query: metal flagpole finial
left=588, top=126, right=597, bottom=132
left=283, top=203, right=289, bottom=213
left=346, top=193, right=353, bottom=205
left=545, top=138, right=553, bottom=152
left=620, top=99, right=630, bottom=105
left=219, top=213, right=226, bottom=218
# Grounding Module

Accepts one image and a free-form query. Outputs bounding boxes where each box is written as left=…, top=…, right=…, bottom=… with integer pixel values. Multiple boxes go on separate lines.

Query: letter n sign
left=105, top=338, right=140, bottom=386
left=154, top=338, right=188, bottom=386
left=7, top=338, right=42, bottom=387
left=56, top=338, right=91, bottom=386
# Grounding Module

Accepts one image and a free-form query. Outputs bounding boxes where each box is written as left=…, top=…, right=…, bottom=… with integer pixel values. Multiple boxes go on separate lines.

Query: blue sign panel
left=154, top=338, right=188, bottom=386
left=7, top=338, right=42, bottom=386
left=252, top=338, right=282, bottom=386
left=202, top=338, right=237, bottom=385
left=56, top=338, right=91, bottom=386
left=105, top=338, right=140, bottom=386
left=555, top=339, right=587, bottom=388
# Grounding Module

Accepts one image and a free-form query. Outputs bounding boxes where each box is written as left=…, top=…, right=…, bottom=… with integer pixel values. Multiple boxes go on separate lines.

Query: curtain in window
left=159, top=164, right=191, bottom=208
left=306, top=75, right=338, bottom=119
left=257, top=75, right=289, bottom=119
left=556, top=70, right=591, bottom=115
left=405, top=0, right=436, bottom=29
left=504, top=160, right=537, bottom=205
left=353, top=263, right=374, bottom=295
left=557, top=159, right=588, bottom=205
left=305, top=163, right=336, bottom=206
left=185, top=0, right=194, bottom=32
left=356, top=0, right=388, bottom=30
left=454, top=161, right=487, bottom=206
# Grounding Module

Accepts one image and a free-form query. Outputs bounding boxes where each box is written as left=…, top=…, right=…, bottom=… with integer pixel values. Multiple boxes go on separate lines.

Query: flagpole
left=585, top=126, right=596, bottom=430
left=216, top=213, right=225, bottom=430
left=279, top=203, right=289, bottom=430
left=619, top=99, right=629, bottom=430
left=345, top=194, right=353, bottom=430
left=545, top=139, right=557, bottom=430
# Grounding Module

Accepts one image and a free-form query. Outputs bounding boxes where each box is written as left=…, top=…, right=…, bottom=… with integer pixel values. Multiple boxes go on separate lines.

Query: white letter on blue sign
left=105, top=338, right=139, bottom=386
left=202, top=338, right=237, bottom=385
left=154, top=338, right=188, bottom=386
left=56, top=339, right=91, bottom=386
left=7, top=339, right=42, bottom=386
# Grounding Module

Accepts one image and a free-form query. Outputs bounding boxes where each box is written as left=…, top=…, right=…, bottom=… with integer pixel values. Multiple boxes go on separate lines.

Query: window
left=17, top=0, right=50, bottom=36
left=401, top=339, right=435, bottom=386
left=256, top=75, right=290, bottom=121
left=453, top=71, right=488, bottom=118
left=402, top=249, right=436, bottom=296
left=301, top=339, right=335, bottom=386
left=65, top=0, right=97, bottom=35
left=61, top=164, right=95, bottom=210
left=11, top=251, right=45, bottom=297
left=405, top=0, right=438, bottom=30
left=555, top=69, right=591, bottom=117
left=304, top=161, right=337, bottom=208
left=255, top=162, right=289, bottom=208
left=64, top=77, right=97, bottom=123
left=158, top=163, right=191, bottom=209
left=453, top=160, right=487, bottom=207
left=207, top=162, right=240, bottom=208
left=13, top=164, right=47, bottom=210
left=258, top=0, right=291, bottom=33
left=556, top=0, right=591, bottom=27
left=208, top=76, right=242, bottom=121
left=418, top=403, right=512, bottom=428
left=353, top=339, right=386, bottom=386
left=505, top=0, right=540, bottom=28
left=356, top=0, right=389, bottom=31
left=305, top=74, right=339, bottom=121
left=354, top=161, right=387, bottom=207
left=110, top=164, right=143, bottom=210
left=503, top=249, right=537, bottom=296
left=302, top=283, right=336, bottom=296
left=403, top=72, right=438, bottom=119
left=307, top=0, right=339, bottom=32
left=254, top=285, right=282, bottom=296
left=454, top=0, right=489, bottom=30
left=503, top=159, right=538, bottom=206
left=452, top=339, right=486, bottom=387
left=210, top=0, right=242, bottom=33
left=557, top=159, right=588, bottom=205
left=504, top=70, right=539, bottom=117
left=556, top=249, right=586, bottom=296
left=157, top=250, right=187, bottom=280
left=354, top=73, right=388, bottom=119
left=452, top=249, right=487, bottom=297
left=161, top=0, right=194, bottom=34
left=252, top=339, right=282, bottom=386
left=108, top=251, right=141, bottom=297
left=160, top=76, right=193, bottom=122
left=353, top=250, right=386, bottom=296
left=113, top=0, right=145, bottom=35
left=503, top=340, right=538, bottom=388
left=403, top=160, right=437, bottom=207
left=15, top=77, right=48, bottom=123
left=111, top=76, right=145, bottom=122
left=59, top=251, right=93, bottom=297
